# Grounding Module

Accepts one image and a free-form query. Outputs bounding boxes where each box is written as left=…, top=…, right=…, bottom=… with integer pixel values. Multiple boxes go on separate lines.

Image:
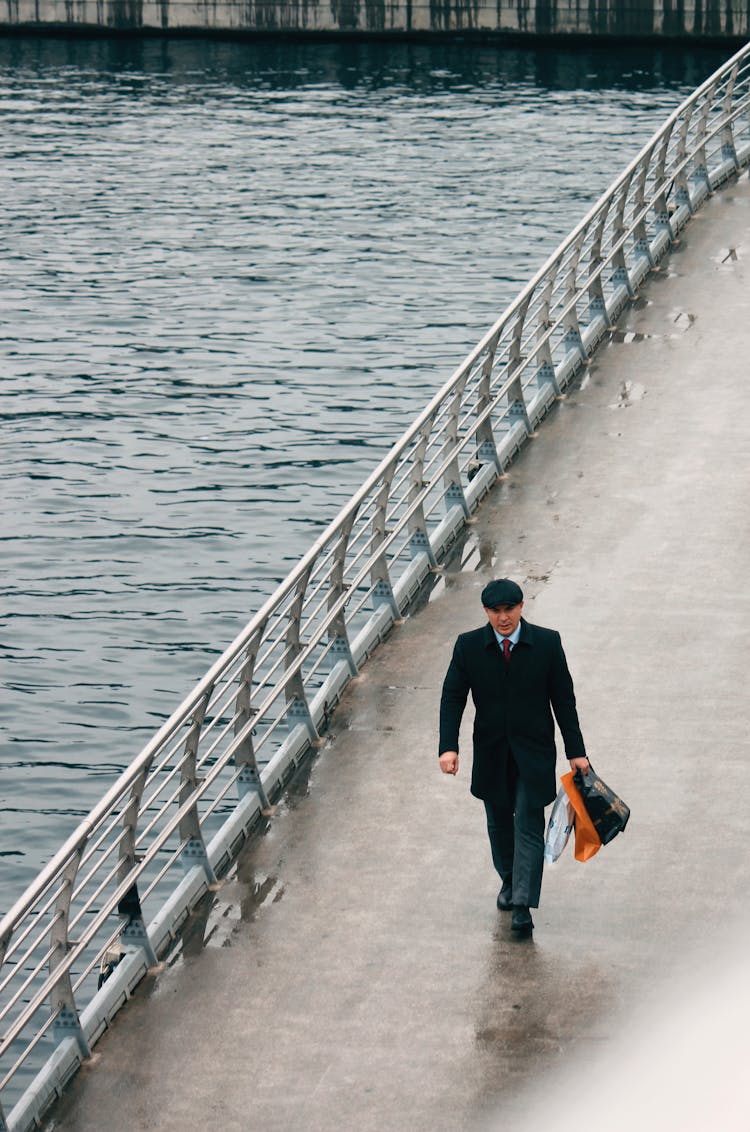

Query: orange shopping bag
left=561, top=771, right=602, bottom=862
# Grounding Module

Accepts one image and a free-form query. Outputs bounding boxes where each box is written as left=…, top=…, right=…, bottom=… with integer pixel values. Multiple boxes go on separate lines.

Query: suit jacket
left=439, top=618, right=586, bottom=808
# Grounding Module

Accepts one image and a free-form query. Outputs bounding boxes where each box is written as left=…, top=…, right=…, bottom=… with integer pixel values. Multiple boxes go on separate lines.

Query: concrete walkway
left=45, top=173, right=750, bottom=1132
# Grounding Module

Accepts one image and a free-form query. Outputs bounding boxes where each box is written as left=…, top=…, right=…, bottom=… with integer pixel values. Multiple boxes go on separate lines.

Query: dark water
left=0, top=37, right=730, bottom=909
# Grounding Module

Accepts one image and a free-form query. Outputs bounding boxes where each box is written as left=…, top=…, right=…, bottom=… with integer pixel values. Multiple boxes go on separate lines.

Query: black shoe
left=510, top=906, right=534, bottom=937
left=496, top=881, right=513, bottom=912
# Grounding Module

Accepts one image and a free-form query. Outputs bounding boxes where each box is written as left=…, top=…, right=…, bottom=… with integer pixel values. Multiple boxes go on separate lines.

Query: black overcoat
left=438, top=619, right=586, bottom=808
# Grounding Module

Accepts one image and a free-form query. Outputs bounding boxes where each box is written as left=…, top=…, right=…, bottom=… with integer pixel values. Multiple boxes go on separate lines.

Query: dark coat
left=439, top=619, right=586, bottom=808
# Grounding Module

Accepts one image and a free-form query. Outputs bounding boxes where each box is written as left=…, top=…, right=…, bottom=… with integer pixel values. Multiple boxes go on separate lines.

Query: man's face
left=484, top=602, right=524, bottom=637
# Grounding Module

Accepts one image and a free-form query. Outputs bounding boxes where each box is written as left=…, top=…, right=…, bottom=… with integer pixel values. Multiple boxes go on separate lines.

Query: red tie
left=502, top=639, right=511, bottom=665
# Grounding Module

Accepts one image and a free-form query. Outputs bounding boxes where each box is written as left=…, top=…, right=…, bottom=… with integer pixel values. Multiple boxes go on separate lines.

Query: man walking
left=438, top=579, right=589, bottom=937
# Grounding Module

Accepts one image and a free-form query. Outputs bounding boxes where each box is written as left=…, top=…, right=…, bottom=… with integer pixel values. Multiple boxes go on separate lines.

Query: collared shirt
left=493, top=623, right=522, bottom=652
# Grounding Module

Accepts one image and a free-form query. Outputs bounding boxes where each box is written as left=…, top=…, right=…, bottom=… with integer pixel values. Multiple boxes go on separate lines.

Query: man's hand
left=439, top=751, right=459, bottom=776
left=568, top=757, right=590, bottom=772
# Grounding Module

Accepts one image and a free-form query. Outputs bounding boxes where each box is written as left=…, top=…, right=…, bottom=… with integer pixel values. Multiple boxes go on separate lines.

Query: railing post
left=234, top=629, right=272, bottom=810
left=178, top=690, right=217, bottom=882
left=442, top=380, right=471, bottom=518
left=328, top=515, right=358, bottom=677
left=368, top=470, right=401, bottom=618
left=673, top=104, right=696, bottom=216
left=407, top=418, right=438, bottom=566
left=652, top=123, right=676, bottom=240
left=50, top=851, right=91, bottom=1059
left=534, top=270, right=561, bottom=395
left=559, top=235, right=589, bottom=360
left=586, top=198, right=613, bottom=326
left=474, top=332, right=503, bottom=472
left=505, top=295, right=533, bottom=430
left=284, top=569, right=319, bottom=741
left=116, top=766, right=159, bottom=966
left=495, top=294, right=531, bottom=430
left=631, top=142, right=658, bottom=269
left=720, top=64, right=740, bottom=171
left=610, top=174, right=638, bottom=297
left=691, top=80, right=717, bottom=194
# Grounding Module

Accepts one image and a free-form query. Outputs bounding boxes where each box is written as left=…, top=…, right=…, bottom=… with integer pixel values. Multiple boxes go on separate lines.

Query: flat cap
left=480, top=578, right=524, bottom=608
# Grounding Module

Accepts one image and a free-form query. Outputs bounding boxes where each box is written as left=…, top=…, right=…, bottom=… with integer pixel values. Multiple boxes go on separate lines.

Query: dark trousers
left=483, top=764, right=545, bottom=909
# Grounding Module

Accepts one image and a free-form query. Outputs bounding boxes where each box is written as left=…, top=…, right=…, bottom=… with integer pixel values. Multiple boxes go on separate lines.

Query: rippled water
left=0, top=37, right=730, bottom=906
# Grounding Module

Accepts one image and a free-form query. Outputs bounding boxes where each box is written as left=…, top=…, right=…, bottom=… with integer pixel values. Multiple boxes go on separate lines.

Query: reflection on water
left=0, top=36, right=731, bottom=906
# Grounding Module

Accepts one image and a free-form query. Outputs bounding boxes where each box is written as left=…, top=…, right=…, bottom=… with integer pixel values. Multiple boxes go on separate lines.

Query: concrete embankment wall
left=1, top=0, right=748, bottom=39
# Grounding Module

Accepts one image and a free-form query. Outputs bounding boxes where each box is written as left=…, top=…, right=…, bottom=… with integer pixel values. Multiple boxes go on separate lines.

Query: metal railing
left=2, top=41, right=750, bottom=1132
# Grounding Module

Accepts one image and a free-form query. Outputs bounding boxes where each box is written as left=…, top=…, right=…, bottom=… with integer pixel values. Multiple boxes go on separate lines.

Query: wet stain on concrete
left=610, top=379, right=647, bottom=408
left=185, top=870, right=288, bottom=952
left=712, top=245, right=742, bottom=266
left=672, top=309, right=696, bottom=330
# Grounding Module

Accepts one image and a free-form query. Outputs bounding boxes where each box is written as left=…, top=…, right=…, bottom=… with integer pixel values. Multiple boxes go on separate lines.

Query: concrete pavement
left=44, top=172, right=750, bottom=1132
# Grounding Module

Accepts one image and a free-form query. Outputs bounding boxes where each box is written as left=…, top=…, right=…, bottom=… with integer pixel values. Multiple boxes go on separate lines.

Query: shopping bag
left=544, top=787, right=575, bottom=863
left=561, top=771, right=602, bottom=862
left=573, top=765, right=630, bottom=846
